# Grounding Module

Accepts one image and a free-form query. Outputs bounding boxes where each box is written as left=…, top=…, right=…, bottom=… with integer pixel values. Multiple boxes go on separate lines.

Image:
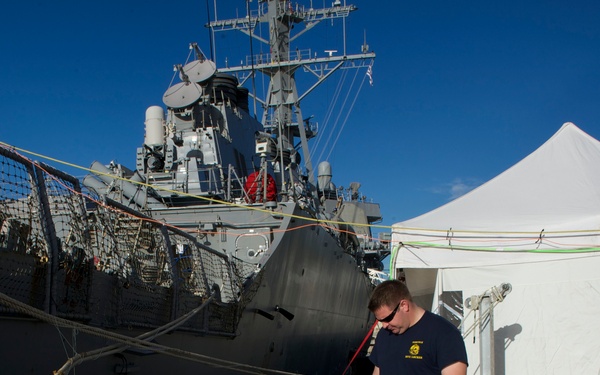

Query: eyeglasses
left=377, top=302, right=401, bottom=323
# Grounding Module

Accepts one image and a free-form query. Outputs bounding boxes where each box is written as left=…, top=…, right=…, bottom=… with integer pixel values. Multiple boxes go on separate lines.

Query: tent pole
left=466, top=283, right=512, bottom=375
left=479, top=295, right=494, bottom=375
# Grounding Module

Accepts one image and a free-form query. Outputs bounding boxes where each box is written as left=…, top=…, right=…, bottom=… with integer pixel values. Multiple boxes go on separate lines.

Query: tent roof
left=392, top=123, right=600, bottom=268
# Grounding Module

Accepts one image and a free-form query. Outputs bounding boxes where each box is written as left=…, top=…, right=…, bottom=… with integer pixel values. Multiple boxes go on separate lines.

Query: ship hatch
left=235, top=231, right=269, bottom=260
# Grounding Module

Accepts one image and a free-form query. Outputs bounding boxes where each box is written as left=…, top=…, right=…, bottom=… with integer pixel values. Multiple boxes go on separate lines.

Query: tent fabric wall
left=435, top=257, right=600, bottom=375
left=391, top=123, right=600, bottom=374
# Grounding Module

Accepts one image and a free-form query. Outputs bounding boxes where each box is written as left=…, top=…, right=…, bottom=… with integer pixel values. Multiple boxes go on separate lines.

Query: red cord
left=342, top=320, right=378, bottom=375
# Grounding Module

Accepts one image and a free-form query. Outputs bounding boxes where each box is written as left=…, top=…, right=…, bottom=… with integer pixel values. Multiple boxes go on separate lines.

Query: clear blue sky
left=1, top=0, right=599, bottom=232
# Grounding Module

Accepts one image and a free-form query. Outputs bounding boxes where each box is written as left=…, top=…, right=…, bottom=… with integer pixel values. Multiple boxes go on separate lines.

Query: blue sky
left=1, top=0, right=600, bottom=234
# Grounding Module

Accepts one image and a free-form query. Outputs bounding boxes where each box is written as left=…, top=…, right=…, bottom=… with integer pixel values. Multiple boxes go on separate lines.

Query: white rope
left=461, top=299, right=502, bottom=339
left=324, top=68, right=366, bottom=161
left=490, top=285, right=507, bottom=303
left=459, top=285, right=509, bottom=339
left=54, top=325, right=75, bottom=360
left=310, top=69, right=348, bottom=158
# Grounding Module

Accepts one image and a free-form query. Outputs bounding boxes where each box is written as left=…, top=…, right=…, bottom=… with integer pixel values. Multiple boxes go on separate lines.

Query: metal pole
left=479, top=295, right=494, bottom=375
left=465, top=283, right=512, bottom=375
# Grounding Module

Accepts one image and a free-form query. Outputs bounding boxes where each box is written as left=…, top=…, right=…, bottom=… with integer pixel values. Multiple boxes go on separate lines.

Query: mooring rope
left=0, top=292, right=300, bottom=375
left=55, top=294, right=216, bottom=374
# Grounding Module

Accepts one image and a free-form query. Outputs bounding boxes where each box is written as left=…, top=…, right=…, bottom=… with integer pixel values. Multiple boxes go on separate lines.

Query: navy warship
left=0, top=1, right=386, bottom=373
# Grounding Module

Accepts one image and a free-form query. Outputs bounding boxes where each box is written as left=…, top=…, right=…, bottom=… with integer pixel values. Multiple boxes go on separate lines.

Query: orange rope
left=342, top=319, right=378, bottom=375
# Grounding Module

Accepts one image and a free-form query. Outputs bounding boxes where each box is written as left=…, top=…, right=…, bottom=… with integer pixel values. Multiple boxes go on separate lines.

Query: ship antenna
left=342, top=0, right=347, bottom=56
left=211, top=0, right=218, bottom=62
left=205, top=0, right=214, bottom=61
left=246, top=0, right=258, bottom=118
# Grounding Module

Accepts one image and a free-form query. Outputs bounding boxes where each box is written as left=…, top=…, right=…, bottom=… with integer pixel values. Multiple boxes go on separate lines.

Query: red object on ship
left=244, top=171, right=277, bottom=202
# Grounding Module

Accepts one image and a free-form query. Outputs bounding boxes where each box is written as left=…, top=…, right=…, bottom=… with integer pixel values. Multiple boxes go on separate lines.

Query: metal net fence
left=0, top=145, right=257, bottom=335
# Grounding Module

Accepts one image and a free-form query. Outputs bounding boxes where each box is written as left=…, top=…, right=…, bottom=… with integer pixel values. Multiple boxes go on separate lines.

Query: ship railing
left=226, top=164, right=248, bottom=202
left=0, top=145, right=256, bottom=336
left=262, top=112, right=317, bottom=138
left=220, top=50, right=374, bottom=94
left=144, top=164, right=247, bottom=204
left=236, top=48, right=371, bottom=74
left=243, top=48, right=313, bottom=67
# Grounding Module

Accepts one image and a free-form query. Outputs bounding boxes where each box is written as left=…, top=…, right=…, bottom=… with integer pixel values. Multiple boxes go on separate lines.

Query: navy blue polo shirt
left=370, top=310, right=468, bottom=374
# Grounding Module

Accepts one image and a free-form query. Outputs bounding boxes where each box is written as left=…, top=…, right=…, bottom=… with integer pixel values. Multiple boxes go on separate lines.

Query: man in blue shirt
left=368, top=280, right=468, bottom=375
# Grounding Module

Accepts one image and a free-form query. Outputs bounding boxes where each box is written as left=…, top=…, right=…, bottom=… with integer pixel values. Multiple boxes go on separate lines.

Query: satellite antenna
left=162, top=81, right=203, bottom=108
left=180, top=59, right=217, bottom=83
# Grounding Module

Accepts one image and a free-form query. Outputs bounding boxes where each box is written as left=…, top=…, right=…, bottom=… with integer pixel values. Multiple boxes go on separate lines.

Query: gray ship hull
left=0, top=198, right=372, bottom=374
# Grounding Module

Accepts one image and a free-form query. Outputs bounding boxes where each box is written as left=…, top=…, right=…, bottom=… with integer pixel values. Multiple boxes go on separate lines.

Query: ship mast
left=208, top=0, right=375, bottom=194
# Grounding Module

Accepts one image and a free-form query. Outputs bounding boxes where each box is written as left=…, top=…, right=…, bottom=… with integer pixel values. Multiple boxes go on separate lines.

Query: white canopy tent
left=391, top=123, right=600, bottom=374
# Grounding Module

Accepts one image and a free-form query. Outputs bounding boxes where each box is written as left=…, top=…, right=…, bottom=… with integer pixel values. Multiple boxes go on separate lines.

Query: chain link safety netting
left=0, top=145, right=257, bottom=336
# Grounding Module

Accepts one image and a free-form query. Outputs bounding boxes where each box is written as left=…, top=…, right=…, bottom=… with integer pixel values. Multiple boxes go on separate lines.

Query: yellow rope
left=0, top=141, right=391, bottom=230
left=6, top=140, right=600, bottom=239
